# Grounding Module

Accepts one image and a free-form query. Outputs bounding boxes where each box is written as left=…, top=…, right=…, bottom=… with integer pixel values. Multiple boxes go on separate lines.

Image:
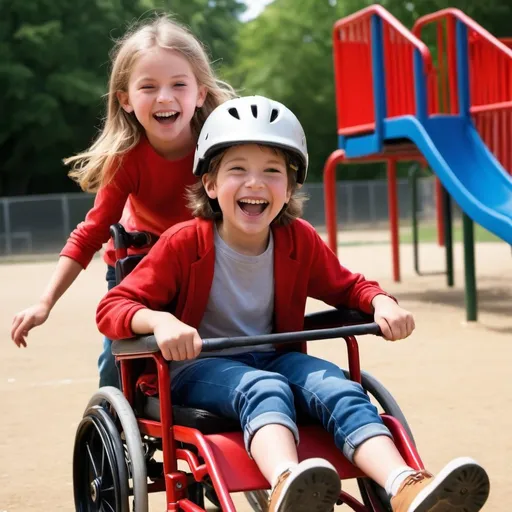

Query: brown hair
left=186, top=146, right=307, bottom=225
left=65, top=15, right=236, bottom=192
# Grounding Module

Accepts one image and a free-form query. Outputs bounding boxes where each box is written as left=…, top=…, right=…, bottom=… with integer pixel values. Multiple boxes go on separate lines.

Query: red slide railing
left=414, top=9, right=512, bottom=175
left=333, top=5, right=434, bottom=137
left=500, top=38, right=512, bottom=50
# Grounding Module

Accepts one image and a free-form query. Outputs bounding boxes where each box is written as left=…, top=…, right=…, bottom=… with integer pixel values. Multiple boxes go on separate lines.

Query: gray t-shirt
left=170, top=226, right=275, bottom=376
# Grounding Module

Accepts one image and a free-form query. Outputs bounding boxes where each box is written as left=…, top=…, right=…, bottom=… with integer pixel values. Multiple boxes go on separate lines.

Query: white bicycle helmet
left=193, top=95, right=309, bottom=184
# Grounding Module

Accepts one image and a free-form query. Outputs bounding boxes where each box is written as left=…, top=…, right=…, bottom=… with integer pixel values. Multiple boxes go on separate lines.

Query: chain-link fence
left=0, top=178, right=437, bottom=257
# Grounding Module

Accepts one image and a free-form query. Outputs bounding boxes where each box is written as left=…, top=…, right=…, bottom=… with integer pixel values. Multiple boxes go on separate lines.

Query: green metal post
left=409, top=167, right=420, bottom=274
left=442, top=187, right=454, bottom=287
left=463, top=213, right=477, bottom=321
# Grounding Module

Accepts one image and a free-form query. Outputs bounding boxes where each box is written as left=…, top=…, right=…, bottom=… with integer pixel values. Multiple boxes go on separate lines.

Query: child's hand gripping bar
left=111, top=313, right=381, bottom=357
left=201, top=323, right=381, bottom=352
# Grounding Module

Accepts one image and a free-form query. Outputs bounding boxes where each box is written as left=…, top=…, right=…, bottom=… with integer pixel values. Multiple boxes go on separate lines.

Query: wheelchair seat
left=145, top=397, right=241, bottom=434
left=143, top=396, right=320, bottom=434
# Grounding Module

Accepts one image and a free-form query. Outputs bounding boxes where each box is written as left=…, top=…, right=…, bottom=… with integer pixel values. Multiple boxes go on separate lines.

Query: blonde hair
left=65, top=15, right=236, bottom=192
left=187, top=146, right=307, bottom=226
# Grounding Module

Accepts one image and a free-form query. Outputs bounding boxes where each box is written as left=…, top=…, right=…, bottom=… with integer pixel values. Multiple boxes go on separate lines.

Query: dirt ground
left=0, top=235, right=511, bottom=511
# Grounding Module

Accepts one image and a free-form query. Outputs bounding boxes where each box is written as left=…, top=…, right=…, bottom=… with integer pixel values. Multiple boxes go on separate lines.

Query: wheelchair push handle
left=109, top=223, right=159, bottom=250
left=201, top=322, right=381, bottom=352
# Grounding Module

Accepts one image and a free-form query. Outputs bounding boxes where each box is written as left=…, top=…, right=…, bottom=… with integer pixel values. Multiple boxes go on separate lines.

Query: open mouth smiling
left=153, top=111, right=179, bottom=124
left=237, top=198, right=270, bottom=216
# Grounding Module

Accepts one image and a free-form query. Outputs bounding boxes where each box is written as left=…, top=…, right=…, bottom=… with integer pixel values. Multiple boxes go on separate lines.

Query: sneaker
left=268, top=458, right=341, bottom=512
left=391, top=457, right=490, bottom=512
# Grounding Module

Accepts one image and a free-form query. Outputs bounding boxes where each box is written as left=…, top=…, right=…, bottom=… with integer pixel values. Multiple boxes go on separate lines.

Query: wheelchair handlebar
left=201, top=322, right=381, bottom=352
left=111, top=322, right=381, bottom=357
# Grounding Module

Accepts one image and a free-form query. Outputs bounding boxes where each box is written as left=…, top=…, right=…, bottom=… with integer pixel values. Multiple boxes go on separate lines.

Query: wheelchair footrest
left=186, top=426, right=365, bottom=493
left=174, top=415, right=422, bottom=494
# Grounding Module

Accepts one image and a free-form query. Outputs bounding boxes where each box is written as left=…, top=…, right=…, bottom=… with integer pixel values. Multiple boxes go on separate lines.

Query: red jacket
left=96, top=218, right=392, bottom=341
left=61, top=137, right=197, bottom=269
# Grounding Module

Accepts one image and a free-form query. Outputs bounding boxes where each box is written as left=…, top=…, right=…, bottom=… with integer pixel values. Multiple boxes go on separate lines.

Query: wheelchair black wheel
left=86, top=387, right=148, bottom=512
left=354, top=370, right=415, bottom=512
left=244, top=490, right=269, bottom=512
left=202, top=478, right=221, bottom=508
left=202, top=479, right=268, bottom=511
left=357, top=479, right=391, bottom=512
left=359, top=370, right=415, bottom=445
left=73, top=406, right=129, bottom=512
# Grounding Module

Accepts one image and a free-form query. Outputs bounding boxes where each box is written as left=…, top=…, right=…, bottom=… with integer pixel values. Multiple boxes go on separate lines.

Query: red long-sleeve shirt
left=61, top=138, right=197, bottom=269
left=96, top=218, right=394, bottom=342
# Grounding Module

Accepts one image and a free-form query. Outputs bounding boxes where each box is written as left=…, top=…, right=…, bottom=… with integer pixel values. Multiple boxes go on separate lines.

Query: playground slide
left=384, top=115, right=512, bottom=244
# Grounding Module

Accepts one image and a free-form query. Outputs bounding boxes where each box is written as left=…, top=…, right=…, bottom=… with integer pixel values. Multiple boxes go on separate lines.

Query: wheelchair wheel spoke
left=101, top=464, right=113, bottom=490
left=101, top=485, right=116, bottom=512
left=101, top=498, right=116, bottom=512
left=101, top=501, right=116, bottom=512
left=101, top=443, right=105, bottom=476
left=86, top=442, right=99, bottom=478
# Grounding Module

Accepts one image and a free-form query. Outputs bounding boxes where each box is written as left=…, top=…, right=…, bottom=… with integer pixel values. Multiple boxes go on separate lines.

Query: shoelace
left=403, top=470, right=433, bottom=487
left=269, top=470, right=292, bottom=502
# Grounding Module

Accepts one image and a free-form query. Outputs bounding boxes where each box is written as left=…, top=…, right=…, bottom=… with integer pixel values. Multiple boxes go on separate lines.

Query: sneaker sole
left=408, top=458, right=490, bottom=512
left=276, top=459, right=341, bottom=512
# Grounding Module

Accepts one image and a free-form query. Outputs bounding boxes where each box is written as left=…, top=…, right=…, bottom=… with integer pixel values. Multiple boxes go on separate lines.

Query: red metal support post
left=323, top=149, right=346, bottom=255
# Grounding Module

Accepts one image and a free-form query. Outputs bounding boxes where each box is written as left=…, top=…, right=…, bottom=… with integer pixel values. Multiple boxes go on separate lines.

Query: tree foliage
left=0, top=0, right=243, bottom=195
left=1, top=0, right=511, bottom=194
left=228, top=0, right=512, bottom=181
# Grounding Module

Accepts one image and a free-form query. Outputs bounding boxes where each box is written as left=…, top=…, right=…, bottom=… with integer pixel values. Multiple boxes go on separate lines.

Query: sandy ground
left=0, top=235, right=511, bottom=511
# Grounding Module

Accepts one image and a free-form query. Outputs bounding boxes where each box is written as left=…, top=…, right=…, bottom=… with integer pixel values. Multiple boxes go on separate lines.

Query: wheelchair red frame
left=73, top=224, right=424, bottom=512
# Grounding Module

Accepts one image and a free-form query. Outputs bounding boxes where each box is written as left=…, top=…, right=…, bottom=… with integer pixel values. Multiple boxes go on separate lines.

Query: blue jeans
left=171, top=351, right=391, bottom=462
left=97, top=265, right=120, bottom=388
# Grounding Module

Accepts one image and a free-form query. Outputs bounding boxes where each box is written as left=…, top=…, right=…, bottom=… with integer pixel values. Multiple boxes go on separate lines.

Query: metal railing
left=0, top=179, right=438, bottom=257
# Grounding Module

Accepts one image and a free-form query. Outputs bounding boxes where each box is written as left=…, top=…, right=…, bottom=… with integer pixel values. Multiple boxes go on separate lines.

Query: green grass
left=399, top=223, right=501, bottom=244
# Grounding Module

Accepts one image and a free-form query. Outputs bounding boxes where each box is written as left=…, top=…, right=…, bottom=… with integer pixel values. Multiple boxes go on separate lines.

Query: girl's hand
left=153, top=316, right=202, bottom=361
left=372, top=295, right=415, bottom=341
left=11, top=302, right=51, bottom=348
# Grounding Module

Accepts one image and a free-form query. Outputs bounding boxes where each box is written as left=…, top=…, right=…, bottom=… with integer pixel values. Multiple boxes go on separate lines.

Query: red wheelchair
left=72, top=224, right=423, bottom=512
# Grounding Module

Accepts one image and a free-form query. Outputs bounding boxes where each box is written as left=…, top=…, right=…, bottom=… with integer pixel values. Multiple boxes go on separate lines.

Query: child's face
left=203, top=144, right=292, bottom=245
left=118, top=47, right=206, bottom=158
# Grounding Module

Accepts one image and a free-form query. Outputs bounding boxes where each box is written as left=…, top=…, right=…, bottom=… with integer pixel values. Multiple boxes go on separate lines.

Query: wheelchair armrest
left=304, top=308, right=374, bottom=330
left=111, top=335, right=159, bottom=356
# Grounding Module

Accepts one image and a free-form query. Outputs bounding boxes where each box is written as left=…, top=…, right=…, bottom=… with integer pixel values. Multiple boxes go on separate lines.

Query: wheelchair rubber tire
left=244, top=490, right=270, bottom=512
left=86, top=387, right=148, bottom=512
left=203, top=482, right=222, bottom=509
left=353, top=370, right=415, bottom=512
left=73, top=406, right=129, bottom=511
left=359, top=370, right=415, bottom=445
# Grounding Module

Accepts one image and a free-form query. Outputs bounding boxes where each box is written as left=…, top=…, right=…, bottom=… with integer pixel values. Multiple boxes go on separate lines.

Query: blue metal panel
left=455, top=20, right=471, bottom=117
left=344, top=133, right=382, bottom=158
left=413, top=49, right=428, bottom=123
left=370, top=14, right=386, bottom=152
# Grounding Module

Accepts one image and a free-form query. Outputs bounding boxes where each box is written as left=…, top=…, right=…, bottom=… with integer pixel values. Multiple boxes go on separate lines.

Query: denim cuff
left=244, top=412, right=300, bottom=457
left=342, top=423, right=393, bottom=462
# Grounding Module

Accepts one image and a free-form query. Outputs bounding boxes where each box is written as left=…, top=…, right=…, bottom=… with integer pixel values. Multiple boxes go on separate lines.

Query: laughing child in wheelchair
left=97, top=96, right=489, bottom=512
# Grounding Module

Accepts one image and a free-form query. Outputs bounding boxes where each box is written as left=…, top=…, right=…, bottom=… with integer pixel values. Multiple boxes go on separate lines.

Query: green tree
left=154, top=0, right=245, bottom=66
left=229, top=0, right=512, bottom=182
left=0, top=0, right=244, bottom=196
left=227, top=0, right=351, bottom=182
